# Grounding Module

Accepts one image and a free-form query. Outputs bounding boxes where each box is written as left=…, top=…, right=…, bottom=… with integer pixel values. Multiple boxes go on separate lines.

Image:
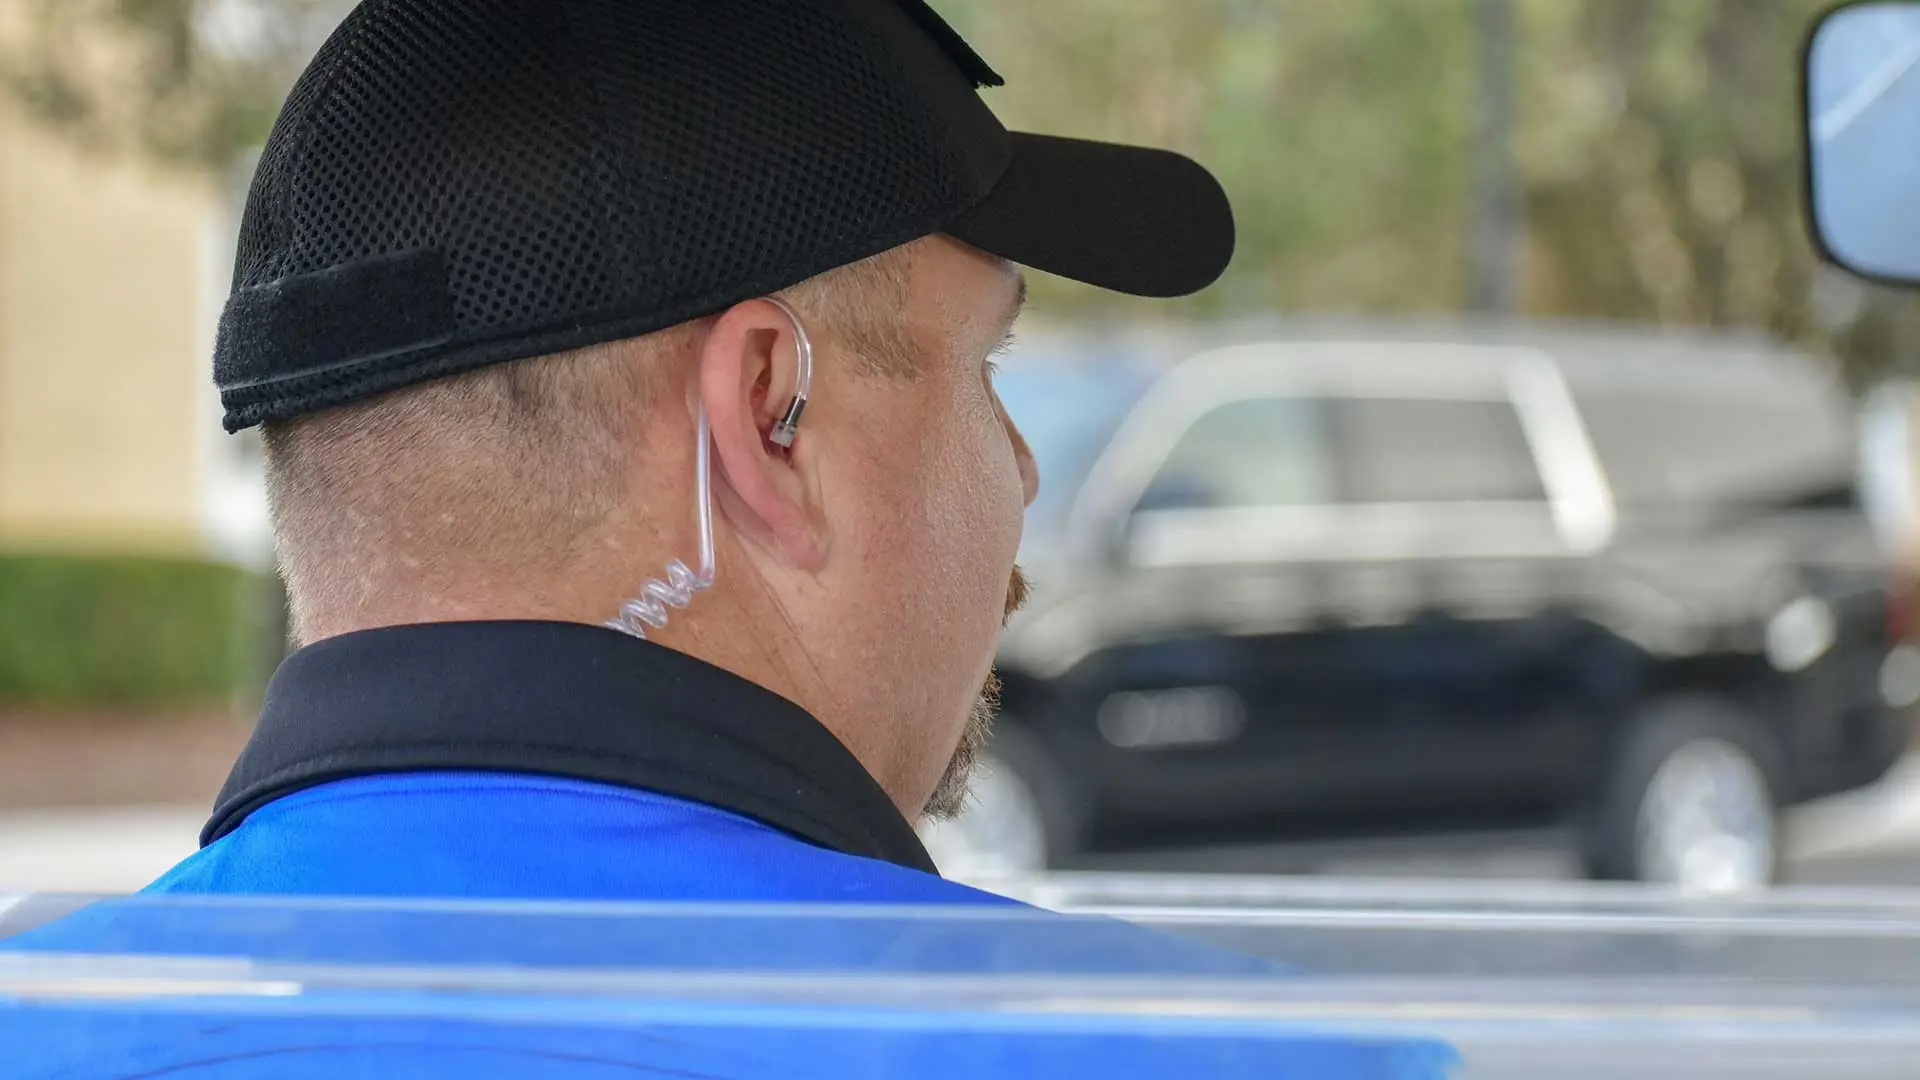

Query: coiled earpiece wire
left=606, top=297, right=814, bottom=640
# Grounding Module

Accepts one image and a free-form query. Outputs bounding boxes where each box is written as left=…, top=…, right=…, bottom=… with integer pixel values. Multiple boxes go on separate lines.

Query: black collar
left=206, top=620, right=938, bottom=874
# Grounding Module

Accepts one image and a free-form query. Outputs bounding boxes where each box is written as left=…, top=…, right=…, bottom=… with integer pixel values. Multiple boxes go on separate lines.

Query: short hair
left=266, top=242, right=917, bottom=642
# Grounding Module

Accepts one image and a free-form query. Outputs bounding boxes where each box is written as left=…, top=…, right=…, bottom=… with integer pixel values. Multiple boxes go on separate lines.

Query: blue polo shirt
left=0, top=623, right=1456, bottom=1080
left=192, top=622, right=955, bottom=878
left=145, top=770, right=1014, bottom=904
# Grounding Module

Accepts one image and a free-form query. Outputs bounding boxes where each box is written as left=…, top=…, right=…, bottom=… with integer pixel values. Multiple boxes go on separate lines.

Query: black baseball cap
left=213, top=0, right=1236, bottom=432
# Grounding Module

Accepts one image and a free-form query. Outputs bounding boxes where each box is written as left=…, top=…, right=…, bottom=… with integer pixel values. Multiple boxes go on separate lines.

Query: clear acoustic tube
left=604, top=403, right=716, bottom=640
left=605, top=298, right=812, bottom=640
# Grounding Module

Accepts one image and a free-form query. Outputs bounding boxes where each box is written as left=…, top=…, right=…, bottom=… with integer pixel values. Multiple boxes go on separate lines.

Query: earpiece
left=605, top=295, right=816, bottom=642
left=763, top=296, right=814, bottom=448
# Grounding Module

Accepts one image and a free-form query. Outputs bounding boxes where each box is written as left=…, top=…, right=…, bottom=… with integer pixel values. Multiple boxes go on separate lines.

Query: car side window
left=1332, top=398, right=1547, bottom=505
left=1138, top=396, right=1334, bottom=512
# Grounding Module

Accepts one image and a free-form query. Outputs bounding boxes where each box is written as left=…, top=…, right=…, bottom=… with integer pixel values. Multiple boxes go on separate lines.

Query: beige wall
left=0, top=106, right=220, bottom=555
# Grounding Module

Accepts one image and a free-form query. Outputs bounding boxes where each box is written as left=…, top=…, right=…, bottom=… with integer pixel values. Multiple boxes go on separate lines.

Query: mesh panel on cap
left=218, top=0, right=1001, bottom=431
left=230, top=13, right=353, bottom=293
left=246, top=0, right=624, bottom=334
left=566, top=0, right=964, bottom=305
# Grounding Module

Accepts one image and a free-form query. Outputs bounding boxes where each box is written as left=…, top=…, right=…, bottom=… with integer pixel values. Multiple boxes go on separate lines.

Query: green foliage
left=8, top=0, right=1920, bottom=382
left=1517, top=2, right=1823, bottom=330
left=0, top=0, right=336, bottom=166
left=948, top=0, right=1920, bottom=382
left=0, top=553, right=273, bottom=710
left=945, top=0, right=1477, bottom=318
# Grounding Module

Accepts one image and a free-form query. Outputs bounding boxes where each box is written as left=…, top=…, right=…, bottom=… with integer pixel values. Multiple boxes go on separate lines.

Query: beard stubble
left=921, top=564, right=1031, bottom=822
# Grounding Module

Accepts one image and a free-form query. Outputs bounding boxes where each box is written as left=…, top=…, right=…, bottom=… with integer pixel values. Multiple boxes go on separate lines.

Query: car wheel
left=919, top=723, right=1082, bottom=878
left=1587, top=697, right=1781, bottom=894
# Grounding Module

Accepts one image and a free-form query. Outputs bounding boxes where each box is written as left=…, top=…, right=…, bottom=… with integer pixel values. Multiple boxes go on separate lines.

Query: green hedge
left=0, top=553, right=279, bottom=711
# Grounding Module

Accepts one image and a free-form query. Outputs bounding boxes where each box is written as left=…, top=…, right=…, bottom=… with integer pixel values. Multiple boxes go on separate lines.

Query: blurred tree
left=949, top=0, right=1920, bottom=381
left=943, top=0, right=1477, bottom=320
left=1468, top=0, right=1522, bottom=315
left=6, top=0, right=1917, bottom=381
left=1515, top=0, right=1920, bottom=385
left=0, top=0, right=336, bottom=166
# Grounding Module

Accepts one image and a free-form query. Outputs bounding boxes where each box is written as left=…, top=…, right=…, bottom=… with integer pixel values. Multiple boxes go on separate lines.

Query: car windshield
left=10, top=5, right=1920, bottom=1046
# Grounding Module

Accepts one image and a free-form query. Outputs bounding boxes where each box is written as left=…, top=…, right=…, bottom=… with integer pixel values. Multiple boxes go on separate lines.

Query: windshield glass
left=3, top=0, right=1920, bottom=934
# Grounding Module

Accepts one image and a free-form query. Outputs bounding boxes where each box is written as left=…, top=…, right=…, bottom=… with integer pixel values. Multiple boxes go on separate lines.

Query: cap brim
left=945, top=132, right=1235, bottom=299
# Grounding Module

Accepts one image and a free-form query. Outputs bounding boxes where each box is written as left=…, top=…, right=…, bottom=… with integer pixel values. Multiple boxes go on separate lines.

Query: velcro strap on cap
left=214, top=247, right=456, bottom=396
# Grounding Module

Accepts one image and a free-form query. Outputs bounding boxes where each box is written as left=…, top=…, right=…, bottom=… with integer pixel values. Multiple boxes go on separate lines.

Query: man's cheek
left=997, top=445, right=1028, bottom=551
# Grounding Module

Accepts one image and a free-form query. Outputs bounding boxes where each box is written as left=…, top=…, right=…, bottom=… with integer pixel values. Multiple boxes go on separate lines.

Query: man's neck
left=290, top=529, right=927, bottom=824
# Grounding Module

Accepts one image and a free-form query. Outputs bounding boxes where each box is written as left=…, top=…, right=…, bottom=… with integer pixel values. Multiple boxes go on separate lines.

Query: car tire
left=1584, top=696, right=1783, bottom=893
left=919, top=722, right=1085, bottom=877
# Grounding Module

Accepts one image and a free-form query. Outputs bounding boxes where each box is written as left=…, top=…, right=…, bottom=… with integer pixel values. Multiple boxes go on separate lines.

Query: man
left=0, top=6, right=1476, bottom=1077
left=95, top=0, right=1227, bottom=902
left=116, top=0, right=1233, bottom=905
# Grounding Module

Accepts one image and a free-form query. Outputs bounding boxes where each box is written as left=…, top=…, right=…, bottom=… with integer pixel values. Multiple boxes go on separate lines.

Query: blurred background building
left=0, top=102, right=261, bottom=559
left=0, top=5, right=273, bottom=856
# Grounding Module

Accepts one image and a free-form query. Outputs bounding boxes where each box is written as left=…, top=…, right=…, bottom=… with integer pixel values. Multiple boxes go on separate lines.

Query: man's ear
left=699, top=299, right=827, bottom=572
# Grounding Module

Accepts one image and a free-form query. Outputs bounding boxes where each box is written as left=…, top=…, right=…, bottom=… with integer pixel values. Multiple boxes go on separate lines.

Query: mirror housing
left=1806, top=1, right=1920, bottom=285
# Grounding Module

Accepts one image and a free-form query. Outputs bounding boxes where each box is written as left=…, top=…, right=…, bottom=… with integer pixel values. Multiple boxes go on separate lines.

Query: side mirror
left=1806, top=1, right=1920, bottom=284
